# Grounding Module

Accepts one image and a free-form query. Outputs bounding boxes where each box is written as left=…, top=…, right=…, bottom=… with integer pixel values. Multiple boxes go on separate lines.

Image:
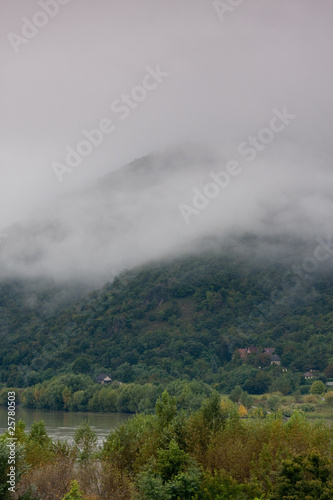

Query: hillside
left=1, top=241, right=332, bottom=394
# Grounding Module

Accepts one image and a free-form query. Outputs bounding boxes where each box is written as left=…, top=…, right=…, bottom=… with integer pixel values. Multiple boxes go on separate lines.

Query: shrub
left=62, top=480, right=85, bottom=500
left=325, top=391, right=333, bottom=404
left=267, top=395, right=281, bottom=411
left=229, top=385, right=243, bottom=403
left=304, top=394, right=317, bottom=404
left=238, top=404, right=248, bottom=417
left=310, top=380, right=326, bottom=395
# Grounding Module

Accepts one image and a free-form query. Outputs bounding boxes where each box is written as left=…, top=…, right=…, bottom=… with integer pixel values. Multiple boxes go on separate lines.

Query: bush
left=271, top=452, right=333, bottom=499
left=229, top=385, right=243, bottom=403
left=267, top=395, right=281, bottom=411
left=62, top=480, right=85, bottom=500
left=310, top=380, right=326, bottom=395
left=325, top=391, right=333, bottom=405
left=304, top=394, right=317, bottom=404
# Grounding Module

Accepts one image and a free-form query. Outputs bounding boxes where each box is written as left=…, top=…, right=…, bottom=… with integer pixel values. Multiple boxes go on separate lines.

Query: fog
left=0, top=0, right=332, bottom=283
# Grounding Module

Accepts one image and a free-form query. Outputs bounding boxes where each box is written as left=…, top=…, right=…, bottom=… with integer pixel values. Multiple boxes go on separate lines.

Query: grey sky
left=0, top=0, right=332, bottom=280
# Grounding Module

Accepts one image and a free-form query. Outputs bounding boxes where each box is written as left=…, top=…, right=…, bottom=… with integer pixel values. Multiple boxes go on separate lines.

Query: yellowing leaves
left=238, top=404, right=248, bottom=417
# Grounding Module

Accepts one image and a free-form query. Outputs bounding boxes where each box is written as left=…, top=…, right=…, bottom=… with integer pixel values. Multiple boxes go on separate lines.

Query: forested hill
left=0, top=244, right=333, bottom=392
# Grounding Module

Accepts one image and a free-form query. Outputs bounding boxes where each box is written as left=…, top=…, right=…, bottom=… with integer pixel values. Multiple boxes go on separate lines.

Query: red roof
left=246, top=346, right=259, bottom=354
left=263, top=348, right=275, bottom=354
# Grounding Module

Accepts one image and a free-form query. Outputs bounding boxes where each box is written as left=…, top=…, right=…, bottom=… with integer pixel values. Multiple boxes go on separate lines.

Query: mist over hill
left=0, top=143, right=332, bottom=286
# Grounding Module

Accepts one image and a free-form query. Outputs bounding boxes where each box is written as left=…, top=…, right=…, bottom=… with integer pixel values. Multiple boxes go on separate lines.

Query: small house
left=246, top=346, right=260, bottom=355
left=269, top=354, right=281, bottom=365
left=263, top=348, right=276, bottom=355
left=96, top=373, right=112, bottom=385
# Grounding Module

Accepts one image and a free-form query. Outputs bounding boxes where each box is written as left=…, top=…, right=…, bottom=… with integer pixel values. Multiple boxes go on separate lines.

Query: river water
left=0, top=406, right=132, bottom=445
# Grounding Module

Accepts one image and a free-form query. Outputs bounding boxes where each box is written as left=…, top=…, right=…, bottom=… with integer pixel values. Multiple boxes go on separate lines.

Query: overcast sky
left=0, top=0, right=333, bottom=281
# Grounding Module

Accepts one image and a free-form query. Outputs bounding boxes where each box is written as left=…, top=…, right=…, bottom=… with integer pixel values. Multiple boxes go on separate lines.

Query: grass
left=221, top=391, right=333, bottom=420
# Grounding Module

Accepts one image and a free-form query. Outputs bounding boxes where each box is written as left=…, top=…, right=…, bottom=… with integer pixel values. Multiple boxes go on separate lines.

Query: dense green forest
left=0, top=243, right=333, bottom=396
left=2, top=391, right=333, bottom=499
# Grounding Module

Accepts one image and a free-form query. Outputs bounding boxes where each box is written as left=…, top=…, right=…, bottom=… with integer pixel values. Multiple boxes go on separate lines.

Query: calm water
left=0, top=407, right=132, bottom=445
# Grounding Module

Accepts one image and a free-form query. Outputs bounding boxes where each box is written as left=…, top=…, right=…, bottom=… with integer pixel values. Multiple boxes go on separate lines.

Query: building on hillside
left=237, top=348, right=247, bottom=359
left=234, top=346, right=277, bottom=359
left=303, top=370, right=316, bottom=379
left=246, top=346, right=260, bottom=355
left=269, top=354, right=281, bottom=365
left=233, top=347, right=283, bottom=368
left=96, top=373, right=112, bottom=385
left=263, top=347, right=276, bottom=355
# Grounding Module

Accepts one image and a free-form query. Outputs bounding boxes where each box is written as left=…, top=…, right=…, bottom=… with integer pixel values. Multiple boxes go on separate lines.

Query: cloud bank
left=0, top=0, right=332, bottom=282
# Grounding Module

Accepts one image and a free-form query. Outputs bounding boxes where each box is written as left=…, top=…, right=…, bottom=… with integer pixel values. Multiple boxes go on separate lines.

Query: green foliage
left=229, top=385, right=243, bottom=403
left=136, top=440, right=202, bottom=500
left=28, top=420, right=52, bottom=447
left=271, top=452, right=333, bottom=499
left=324, top=391, right=333, bottom=404
left=102, top=413, right=156, bottom=473
left=229, top=386, right=254, bottom=409
left=197, top=470, right=261, bottom=499
left=243, top=371, right=271, bottom=395
left=4, top=397, right=333, bottom=499
left=201, top=392, right=229, bottom=433
left=73, top=420, right=97, bottom=461
left=62, top=480, right=85, bottom=500
left=155, top=391, right=177, bottom=428
left=0, top=438, right=10, bottom=499
left=269, top=374, right=295, bottom=395
left=281, top=403, right=316, bottom=417
left=0, top=252, right=333, bottom=392
left=310, top=380, right=326, bottom=395
left=72, top=356, right=91, bottom=374
left=267, top=395, right=281, bottom=411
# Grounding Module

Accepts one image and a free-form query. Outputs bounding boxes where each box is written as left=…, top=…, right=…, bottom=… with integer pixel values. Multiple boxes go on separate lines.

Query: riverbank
left=0, top=406, right=132, bottom=444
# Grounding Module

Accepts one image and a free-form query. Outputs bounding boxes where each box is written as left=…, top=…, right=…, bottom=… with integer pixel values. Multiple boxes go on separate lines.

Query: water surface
left=0, top=406, right=132, bottom=444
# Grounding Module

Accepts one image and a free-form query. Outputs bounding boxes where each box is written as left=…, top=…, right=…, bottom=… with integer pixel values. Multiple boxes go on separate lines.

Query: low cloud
left=1, top=0, right=332, bottom=283
left=0, top=142, right=332, bottom=284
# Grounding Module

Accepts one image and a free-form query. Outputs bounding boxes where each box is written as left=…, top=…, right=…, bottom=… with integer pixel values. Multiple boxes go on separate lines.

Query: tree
left=269, top=374, right=293, bottom=395
left=271, top=452, right=333, bottom=500
left=325, top=391, right=333, bottom=404
left=267, top=395, right=281, bottom=411
left=243, top=371, right=271, bottom=394
left=201, top=392, right=227, bottom=433
left=229, top=385, right=243, bottom=403
left=74, top=420, right=97, bottom=461
left=310, top=380, right=326, bottom=395
left=25, top=420, right=53, bottom=467
left=238, top=404, right=248, bottom=417
left=0, top=438, right=10, bottom=499
left=155, top=391, right=177, bottom=429
left=137, top=440, right=202, bottom=499
left=324, top=364, right=333, bottom=378
left=62, top=480, right=85, bottom=500
left=28, top=420, right=51, bottom=447
left=72, top=356, right=91, bottom=374
left=240, top=391, right=254, bottom=409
